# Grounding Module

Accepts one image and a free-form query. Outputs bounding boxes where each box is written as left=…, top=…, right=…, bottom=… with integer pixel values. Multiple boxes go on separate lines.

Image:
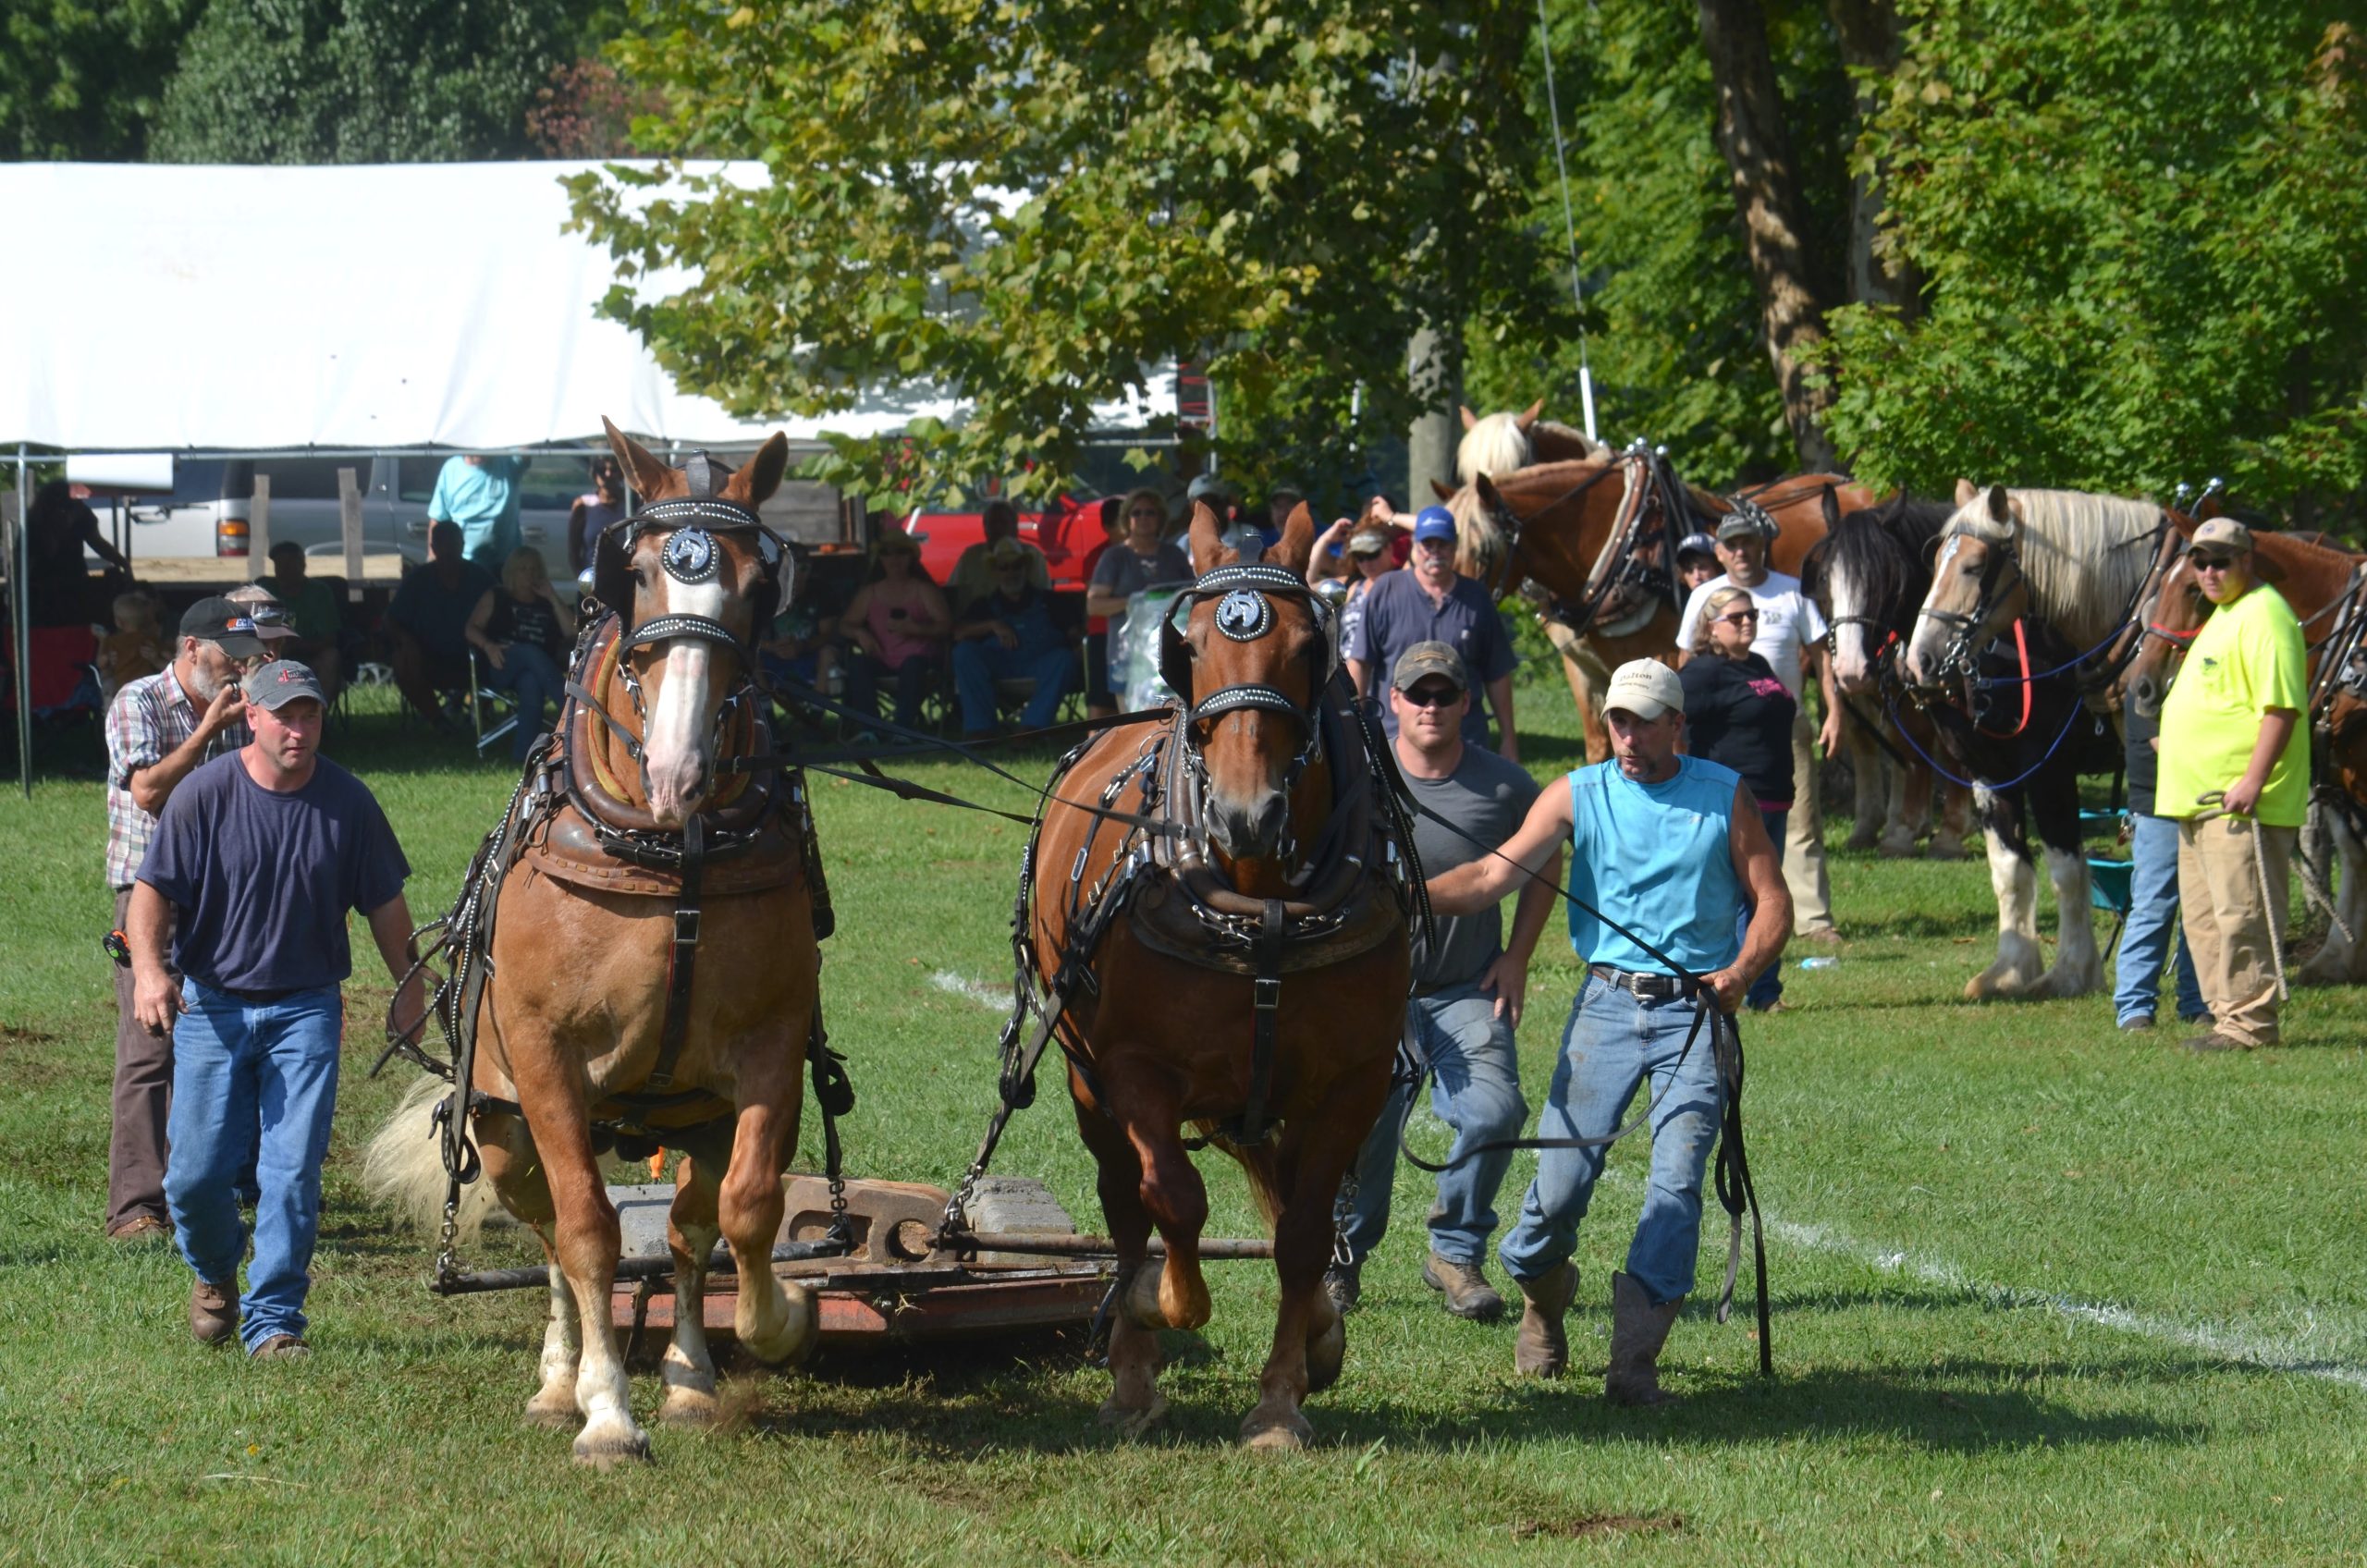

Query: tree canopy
left=570, top=0, right=1567, bottom=504
left=0, top=0, right=199, bottom=159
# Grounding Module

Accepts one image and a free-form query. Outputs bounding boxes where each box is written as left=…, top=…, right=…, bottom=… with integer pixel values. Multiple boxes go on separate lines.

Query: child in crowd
left=95, top=592, right=168, bottom=699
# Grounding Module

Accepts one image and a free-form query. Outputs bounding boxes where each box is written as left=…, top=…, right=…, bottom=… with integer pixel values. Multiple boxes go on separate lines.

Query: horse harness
left=380, top=476, right=855, bottom=1287
left=939, top=562, right=1428, bottom=1244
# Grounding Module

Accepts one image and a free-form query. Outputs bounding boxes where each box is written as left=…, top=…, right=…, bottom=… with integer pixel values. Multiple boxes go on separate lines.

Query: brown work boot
left=1422, top=1251, right=1506, bottom=1322
left=190, top=1279, right=239, bottom=1347
left=250, top=1334, right=311, bottom=1361
left=1512, top=1261, right=1579, bottom=1378
left=1604, top=1271, right=1683, bottom=1406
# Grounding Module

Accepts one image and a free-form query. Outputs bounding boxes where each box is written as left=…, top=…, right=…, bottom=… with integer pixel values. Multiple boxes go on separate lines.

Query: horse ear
left=1274, top=501, right=1317, bottom=577
left=603, top=416, right=676, bottom=501
left=1954, top=477, right=1979, bottom=506
left=1985, top=484, right=2015, bottom=531
left=1429, top=478, right=1457, bottom=502
left=1820, top=485, right=1841, bottom=528
left=1459, top=405, right=1478, bottom=432
left=722, top=432, right=790, bottom=507
left=1187, top=500, right=1232, bottom=577
left=1473, top=471, right=1505, bottom=517
left=1516, top=398, right=1544, bottom=431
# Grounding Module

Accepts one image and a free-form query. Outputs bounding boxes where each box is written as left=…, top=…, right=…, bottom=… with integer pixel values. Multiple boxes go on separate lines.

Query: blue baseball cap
left=1412, top=507, right=1456, bottom=544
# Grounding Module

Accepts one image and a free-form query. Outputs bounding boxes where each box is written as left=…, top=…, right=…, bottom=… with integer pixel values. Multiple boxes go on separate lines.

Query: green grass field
left=3, top=684, right=2362, bottom=1567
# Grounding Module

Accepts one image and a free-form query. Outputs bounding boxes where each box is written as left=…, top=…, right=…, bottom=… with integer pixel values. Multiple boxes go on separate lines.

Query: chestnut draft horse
left=1465, top=454, right=1927, bottom=847
left=1000, top=500, right=1413, bottom=1448
left=367, top=422, right=828, bottom=1467
left=2127, top=527, right=2367, bottom=984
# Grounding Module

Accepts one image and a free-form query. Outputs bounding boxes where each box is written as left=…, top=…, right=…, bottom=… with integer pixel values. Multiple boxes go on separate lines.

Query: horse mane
left=1948, top=487, right=2164, bottom=650
left=1456, top=411, right=1535, bottom=484
left=1820, top=494, right=1956, bottom=623
left=1450, top=423, right=1611, bottom=580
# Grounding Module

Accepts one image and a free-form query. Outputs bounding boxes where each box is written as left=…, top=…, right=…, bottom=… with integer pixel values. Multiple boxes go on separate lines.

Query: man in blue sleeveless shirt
left=1425, top=659, right=1790, bottom=1403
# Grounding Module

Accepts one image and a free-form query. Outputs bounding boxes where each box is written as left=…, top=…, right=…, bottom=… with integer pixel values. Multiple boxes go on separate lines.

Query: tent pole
left=15, top=447, right=31, bottom=800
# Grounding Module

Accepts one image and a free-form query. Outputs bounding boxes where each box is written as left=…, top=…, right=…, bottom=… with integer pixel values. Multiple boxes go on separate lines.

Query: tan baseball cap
left=2190, top=518, right=2252, bottom=554
left=1602, top=658, right=1685, bottom=720
left=1391, top=641, right=1468, bottom=693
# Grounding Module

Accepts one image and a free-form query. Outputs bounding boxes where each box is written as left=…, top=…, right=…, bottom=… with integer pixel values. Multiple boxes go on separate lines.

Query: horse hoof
left=741, top=1288, right=817, bottom=1366
left=1306, top=1312, right=1346, bottom=1396
left=1096, top=1393, right=1169, bottom=1437
left=571, top=1423, right=652, bottom=1469
left=1846, top=826, right=1881, bottom=851
left=1926, top=837, right=1966, bottom=862
left=660, top=1390, right=720, bottom=1428
left=1240, top=1407, right=1314, bottom=1452
left=1878, top=834, right=1919, bottom=859
left=523, top=1395, right=578, bottom=1431
left=1122, top=1267, right=1168, bottom=1332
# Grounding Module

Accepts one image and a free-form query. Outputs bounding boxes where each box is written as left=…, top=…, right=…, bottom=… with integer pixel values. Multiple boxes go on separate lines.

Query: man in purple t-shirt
left=129, top=661, right=425, bottom=1359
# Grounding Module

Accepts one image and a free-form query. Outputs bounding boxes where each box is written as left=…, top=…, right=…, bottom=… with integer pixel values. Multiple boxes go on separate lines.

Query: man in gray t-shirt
left=1331, top=643, right=1559, bottom=1321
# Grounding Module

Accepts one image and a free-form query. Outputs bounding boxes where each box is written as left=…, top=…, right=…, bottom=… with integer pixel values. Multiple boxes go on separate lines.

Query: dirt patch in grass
left=1511, top=1512, right=1682, bottom=1541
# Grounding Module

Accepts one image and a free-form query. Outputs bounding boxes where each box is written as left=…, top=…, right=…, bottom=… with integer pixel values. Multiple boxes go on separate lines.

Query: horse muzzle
left=2129, top=668, right=2165, bottom=720
left=1205, top=786, right=1292, bottom=864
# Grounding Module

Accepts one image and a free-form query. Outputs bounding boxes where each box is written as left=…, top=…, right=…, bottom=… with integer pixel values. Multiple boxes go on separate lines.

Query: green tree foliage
left=151, top=0, right=588, bottom=163
left=571, top=1, right=1564, bottom=502
left=1466, top=0, right=1855, bottom=487
left=1821, top=4, right=2367, bottom=521
left=0, top=0, right=200, bottom=159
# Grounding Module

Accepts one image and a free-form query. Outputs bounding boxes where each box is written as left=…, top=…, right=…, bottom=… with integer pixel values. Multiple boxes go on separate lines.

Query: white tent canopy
left=0, top=160, right=1174, bottom=452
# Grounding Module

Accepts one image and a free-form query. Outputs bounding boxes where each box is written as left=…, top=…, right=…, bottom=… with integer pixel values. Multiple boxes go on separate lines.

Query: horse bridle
left=1161, top=562, right=1336, bottom=846
left=595, top=495, right=792, bottom=662
left=1911, top=527, right=2030, bottom=690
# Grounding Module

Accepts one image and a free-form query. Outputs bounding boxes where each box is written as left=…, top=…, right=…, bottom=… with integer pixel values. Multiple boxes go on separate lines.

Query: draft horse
left=1010, top=500, right=1414, bottom=1448
left=2126, top=526, right=2367, bottom=984
left=368, top=421, right=828, bottom=1466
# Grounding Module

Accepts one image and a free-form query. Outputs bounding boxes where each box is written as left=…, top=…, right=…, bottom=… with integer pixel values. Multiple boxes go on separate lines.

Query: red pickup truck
left=901, top=495, right=1117, bottom=596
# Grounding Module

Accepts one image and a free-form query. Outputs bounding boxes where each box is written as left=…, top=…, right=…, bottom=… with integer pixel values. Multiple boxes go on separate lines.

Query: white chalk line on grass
left=1763, top=1208, right=2367, bottom=1390
left=930, top=970, right=1010, bottom=1011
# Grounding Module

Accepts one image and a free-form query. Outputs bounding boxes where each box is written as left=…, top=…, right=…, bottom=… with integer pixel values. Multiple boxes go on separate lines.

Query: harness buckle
left=1252, top=976, right=1281, bottom=1012
left=673, top=908, right=702, bottom=946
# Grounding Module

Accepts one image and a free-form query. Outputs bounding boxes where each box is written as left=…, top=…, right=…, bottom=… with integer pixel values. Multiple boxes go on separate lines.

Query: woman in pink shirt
left=841, top=529, right=950, bottom=729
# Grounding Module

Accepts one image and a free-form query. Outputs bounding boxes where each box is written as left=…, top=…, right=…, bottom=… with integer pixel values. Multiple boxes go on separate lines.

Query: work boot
left=190, top=1279, right=239, bottom=1347
left=1422, top=1251, right=1506, bottom=1322
left=1322, top=1259, right=1362, bottom=1316
left=1511, top=1261, right=1579, bottom=1378
left=1604, top=1271, right=1683, bottom=1406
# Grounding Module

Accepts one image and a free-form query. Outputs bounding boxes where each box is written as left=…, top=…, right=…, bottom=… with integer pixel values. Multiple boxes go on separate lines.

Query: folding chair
left=2082, top=808, right=2135, bottom=959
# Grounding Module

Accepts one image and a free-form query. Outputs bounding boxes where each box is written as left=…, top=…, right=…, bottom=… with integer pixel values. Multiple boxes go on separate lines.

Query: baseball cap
left=1675, top=531, right=1719, bottom=562
left=1186, top=473, right=1232, bottom=505
left=872, top=527, right=920, bottom=555
left=1346, top=527, right=1391, bottom=557
left=987, top=537, right=1028, bottom=566
left=1391, top=641, right=1469, bottom=693
left=244, top=660, right=326, bottom=710
left=225, top=585, right=299, bottom=640
left=1602, top=658, right=1685, bottom=721
left=178, top=596, right=268, bottom=659
left=1715, top=510, right=1766, bottom=543
left=2191, top=518, right=2253, bottom=555
left=1412, top=506, right=1457, bottom=545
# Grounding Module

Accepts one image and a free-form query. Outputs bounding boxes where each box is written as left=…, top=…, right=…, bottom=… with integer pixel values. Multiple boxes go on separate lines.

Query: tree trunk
left=1405, top=325, right=1458, bottom=505
left=1826, top=0, right=1919, bottom=318
left=1697, top=0, right=1836, bottom=472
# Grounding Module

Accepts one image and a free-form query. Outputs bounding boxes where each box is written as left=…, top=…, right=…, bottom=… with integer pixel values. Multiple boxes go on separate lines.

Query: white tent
left=0, top=160, right=1175, bottom=450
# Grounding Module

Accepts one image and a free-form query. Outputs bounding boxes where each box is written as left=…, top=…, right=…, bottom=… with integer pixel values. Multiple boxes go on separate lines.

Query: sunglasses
left=1716, top=609, right=1760, bottom=626
left=2191, top=554, right=2239, bottom=571
left=1400, top=683, right=1463, bottom=708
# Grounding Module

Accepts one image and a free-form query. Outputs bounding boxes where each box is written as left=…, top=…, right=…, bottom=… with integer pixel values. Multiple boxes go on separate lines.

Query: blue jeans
left=1499, top=974, right=1723, bottom=1307
left=2115, top=811, right=2206, bottom=1025
left=1742, top=807, right=1787, bottom=1009
left=485, top=643, right=564, bottom=762
left=951, top=638, right=1075, bottom=734
left=1342, top=980, right=1528, bottom=1269
left=165, top=981, right=344, bottom=1353
left=843, top=651, right=941, bottom=730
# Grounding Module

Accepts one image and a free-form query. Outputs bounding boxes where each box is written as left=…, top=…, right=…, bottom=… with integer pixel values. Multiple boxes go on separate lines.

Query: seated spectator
left=841, top=530, right=950, bottom=730
left=1679, top=584, right=1797, bottom=1011
left=952, top=538, right=1076, bottom=739
left=1085, top=487, right=1195, bottom=703
left=96, top=591, right=169, bottom=701
left=259, top=543, right=347, bottom=695
left=949, top=498, right=1051, bottom=615
left=759, top=550, right=843, bottom=695
left=465, top=547, right=575, bottom=762
left=568, top=456, right=628, bottom=578
left=224, top=584, right=303, bottom=680
left=387, top=521, right=497, bottom=733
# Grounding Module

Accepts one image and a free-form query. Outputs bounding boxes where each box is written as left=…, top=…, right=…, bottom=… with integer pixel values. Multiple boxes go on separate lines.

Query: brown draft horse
left=1019, top=500, right=1412, bottom=1448
left=2126, top=526, right=2367, bottom=984
left=1464, top=455, right=1947, bottom=841
left=368, top=422, right=822, bottom=1467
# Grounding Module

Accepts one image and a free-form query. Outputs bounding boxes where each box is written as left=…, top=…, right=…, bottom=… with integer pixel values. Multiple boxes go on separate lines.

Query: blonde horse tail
left=1197, top=1121, right=1286, bottom=1236
left=361, top=1074, right=498, bottom=1241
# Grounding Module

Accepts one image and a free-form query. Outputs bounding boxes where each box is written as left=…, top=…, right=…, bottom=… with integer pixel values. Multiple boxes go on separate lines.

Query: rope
left=1884, top=687, right=2091, bottom=793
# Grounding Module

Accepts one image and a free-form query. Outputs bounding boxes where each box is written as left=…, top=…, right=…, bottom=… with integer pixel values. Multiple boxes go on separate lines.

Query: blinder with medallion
left=1214, top=589, right=1273, bottom=643
left=662, top=528, right=718, bottom=585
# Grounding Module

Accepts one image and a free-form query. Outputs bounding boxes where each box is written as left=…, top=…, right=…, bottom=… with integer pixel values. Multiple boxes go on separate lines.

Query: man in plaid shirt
left=102, top=598, right=263, bottom=1240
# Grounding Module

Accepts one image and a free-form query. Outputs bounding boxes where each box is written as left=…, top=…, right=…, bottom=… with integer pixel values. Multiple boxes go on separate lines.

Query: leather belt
left=1588, top=963, right=1686, bottom=999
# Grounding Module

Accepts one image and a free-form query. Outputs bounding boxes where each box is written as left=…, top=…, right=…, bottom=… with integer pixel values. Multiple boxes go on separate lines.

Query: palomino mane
left=1450, top=423, right=1611, bottom=579
left=1946, top=487, right=2165, bottom=651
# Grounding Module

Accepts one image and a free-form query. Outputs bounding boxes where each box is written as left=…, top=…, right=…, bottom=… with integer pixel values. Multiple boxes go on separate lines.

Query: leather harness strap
left=648, top=812, right=705, bottom=1090
left=1234, top=899, right=1287, bottom=1147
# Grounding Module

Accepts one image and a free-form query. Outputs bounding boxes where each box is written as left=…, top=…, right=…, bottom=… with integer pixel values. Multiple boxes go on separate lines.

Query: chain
left=1331, top=1169, right=1359, bottom=1268
left=435, top=1196, right=461, bottom=1289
